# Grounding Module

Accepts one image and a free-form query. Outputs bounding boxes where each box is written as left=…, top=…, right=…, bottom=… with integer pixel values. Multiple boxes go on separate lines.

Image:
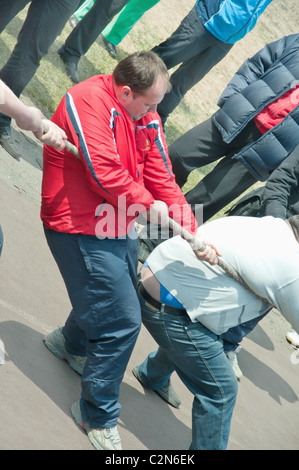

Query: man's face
left=121, top=74, right=169, bottom=121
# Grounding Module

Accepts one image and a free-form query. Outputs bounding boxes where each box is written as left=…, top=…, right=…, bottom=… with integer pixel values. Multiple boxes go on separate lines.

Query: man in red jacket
left=42, top=51, right=217, bottom=450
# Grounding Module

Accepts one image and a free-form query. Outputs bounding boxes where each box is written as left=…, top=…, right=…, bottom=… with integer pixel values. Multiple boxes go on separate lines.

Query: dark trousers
left=221, top=311, right=270, bottom=352
left=169, top=116, right=262, bottom=222
left=152, top=7, right=233, bottom=124
left=0, top=0, right=80, bottom=127
left=61, top=0, right=129, bottom=61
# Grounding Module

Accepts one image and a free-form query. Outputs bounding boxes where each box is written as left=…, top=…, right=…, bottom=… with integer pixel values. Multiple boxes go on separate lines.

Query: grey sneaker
left=71, top=401, right=122, bottom=450
left=43, top=327, right=86, bottom=375
left=132, top=366, right=181, bottom=408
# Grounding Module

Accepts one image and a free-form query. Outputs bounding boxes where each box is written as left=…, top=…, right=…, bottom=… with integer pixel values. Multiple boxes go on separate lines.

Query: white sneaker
left=71, top=401, right=122, bottom=450
left=226, top=348, right=243, bottom=381
left=286, top=330, right=299, bottom=347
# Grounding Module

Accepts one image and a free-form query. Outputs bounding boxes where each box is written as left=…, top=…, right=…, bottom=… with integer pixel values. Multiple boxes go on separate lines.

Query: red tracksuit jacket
left=41, top=74, right=196, bottom=238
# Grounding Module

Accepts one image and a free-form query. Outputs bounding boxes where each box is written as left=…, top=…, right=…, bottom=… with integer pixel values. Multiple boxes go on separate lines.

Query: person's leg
left=186, top=156, right=258, bottom=222
left=182, top=121, right=262, bottom=221
left=0, top=0, right=79, bottom=128
left=158, top=41, right=232, bottom=124
left=138, top=293, right=238, bottom=450
left=167, top=117, right=262, bottom=221
left=60, top=0, right=129, bottom=61
left=102, top=0, right=160, bottom=46
left=0, top=0, right=30, bottom=33
left=152, top=7, right=209, bottom=69
left=74, top=0, right=95, bottom=21
left=168, top=116, right=234, bottom=188
left=137, top=347, right=175, bottom=390
left=222, top=311, right=271, bottom=353
left=44, top=228, right=141, bottom=428
left=152, top=7, right=233, bottom=124
left=221, top=311, right=270, bottom=381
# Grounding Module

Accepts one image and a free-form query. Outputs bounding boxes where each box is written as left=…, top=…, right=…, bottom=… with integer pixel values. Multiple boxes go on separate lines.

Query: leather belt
left=137, top=282, right=187, bottom=316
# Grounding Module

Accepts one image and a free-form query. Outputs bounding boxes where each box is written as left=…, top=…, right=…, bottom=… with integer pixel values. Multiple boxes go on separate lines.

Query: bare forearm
left=0, top=80, right=67, bottom=149
left=0, top=80, right=43, bottom=132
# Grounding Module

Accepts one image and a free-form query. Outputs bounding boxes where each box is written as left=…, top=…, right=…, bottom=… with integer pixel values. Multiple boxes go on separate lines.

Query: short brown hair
left=113, top=51, right=171, bottom=95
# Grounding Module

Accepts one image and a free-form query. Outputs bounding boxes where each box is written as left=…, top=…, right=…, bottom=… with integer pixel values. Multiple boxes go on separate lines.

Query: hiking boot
left=0, top=127, right=22, bottom=160
left=132, top=366, right=181, bottom=408
left=58, top=47, right=80, bottom=84
left=71, top=401, right=122, bottom=450
left=101, top=35, right=117, bottom=58
left=43, top=327, right=86, bottom=375
left=226, top=349, right=243, bottom=381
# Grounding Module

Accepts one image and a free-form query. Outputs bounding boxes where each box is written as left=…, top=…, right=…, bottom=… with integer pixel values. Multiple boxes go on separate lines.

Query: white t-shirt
left=147, top=216, right=299, bottom=335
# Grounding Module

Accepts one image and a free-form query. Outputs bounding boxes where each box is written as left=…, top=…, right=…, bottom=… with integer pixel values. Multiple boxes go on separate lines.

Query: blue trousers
left=44, top=227, right=141, bottom=428
left=137, top=290, right=238, bottom=450
left=222, top=312, right=269, bottom=352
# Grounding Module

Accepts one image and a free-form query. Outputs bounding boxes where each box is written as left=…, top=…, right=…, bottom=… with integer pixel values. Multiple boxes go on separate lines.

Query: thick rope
left=42, top=121, right=80, bottom=158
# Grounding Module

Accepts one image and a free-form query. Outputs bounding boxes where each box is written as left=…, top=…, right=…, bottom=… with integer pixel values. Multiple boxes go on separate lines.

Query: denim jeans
left=44, top=227, right=141, bottom=428
left=137, top=291, right=238, bottom=450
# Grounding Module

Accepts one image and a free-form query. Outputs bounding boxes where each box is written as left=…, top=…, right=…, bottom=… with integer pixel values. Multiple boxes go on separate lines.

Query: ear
left=120, top=85, right=133, bottom=103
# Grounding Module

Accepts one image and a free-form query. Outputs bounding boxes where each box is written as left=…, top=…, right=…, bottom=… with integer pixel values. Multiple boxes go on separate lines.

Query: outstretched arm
left=0, top=79, right=67, bottom=150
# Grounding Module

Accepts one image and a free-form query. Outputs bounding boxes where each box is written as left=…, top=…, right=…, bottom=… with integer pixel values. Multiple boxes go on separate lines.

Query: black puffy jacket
left=213, top=34, right=299, bottom=181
